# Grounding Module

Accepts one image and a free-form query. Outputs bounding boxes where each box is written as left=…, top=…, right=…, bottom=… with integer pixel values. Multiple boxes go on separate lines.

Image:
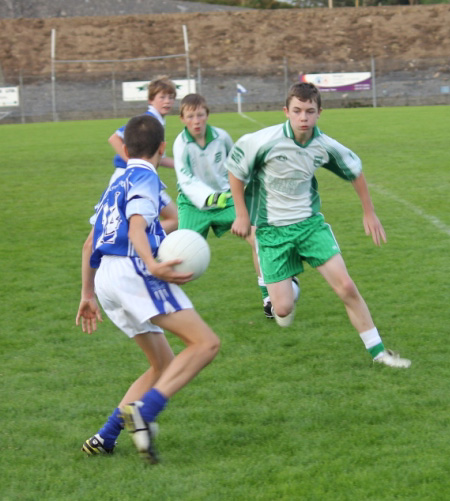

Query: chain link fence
left=1, top=56, right=449, bottom=124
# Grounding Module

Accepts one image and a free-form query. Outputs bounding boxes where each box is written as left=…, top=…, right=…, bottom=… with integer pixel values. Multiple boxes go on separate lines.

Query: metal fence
left=1, top=56, right=449, bottom=124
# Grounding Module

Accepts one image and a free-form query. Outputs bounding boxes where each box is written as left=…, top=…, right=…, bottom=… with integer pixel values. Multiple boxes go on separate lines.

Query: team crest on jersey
left=230, top=146, right=244, bottom=164
left=314, top=155, right=324, bottom=167
left=97, top=191, right=122, bottom=246
left=215, top=152, right=222, bottom=163
left=275, top=154, right=288, bottom=162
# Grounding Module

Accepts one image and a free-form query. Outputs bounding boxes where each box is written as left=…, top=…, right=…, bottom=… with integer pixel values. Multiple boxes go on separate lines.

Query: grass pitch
left=1, top=106, right=449, bottom=500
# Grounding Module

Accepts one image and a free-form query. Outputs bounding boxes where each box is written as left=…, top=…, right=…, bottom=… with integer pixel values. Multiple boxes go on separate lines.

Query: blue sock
left=98, top=407, right=123, bottom=448
left=139, top=388, right=168, bottom=423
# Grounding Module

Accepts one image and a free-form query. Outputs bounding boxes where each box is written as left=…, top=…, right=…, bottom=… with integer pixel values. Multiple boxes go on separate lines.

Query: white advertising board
left=0, top=87, right=20, bottom=107
left=300, top=72, right=372, bottom=92
left=122, top=79, right=196, bottom=102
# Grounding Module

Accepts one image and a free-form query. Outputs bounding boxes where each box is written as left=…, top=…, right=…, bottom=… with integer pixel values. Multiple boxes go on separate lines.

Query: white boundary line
left=238, top=112, right=266, bottom=127
left=369, top=183, right=450, bottom=237
left=230, top=122, right=449, bottom=238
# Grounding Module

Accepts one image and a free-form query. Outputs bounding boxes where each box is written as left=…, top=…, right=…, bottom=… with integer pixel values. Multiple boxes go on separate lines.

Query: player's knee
left=273, top=301, right=295, bottom=327
left=336, top=277, right=359, bottom=301
left=272, top=303, right=294, bottom=318
left=274, top=310, right=295, bottom=327
left=198, top=332, right=220, bottom=362
left=207, top=333, right=221, bottom=359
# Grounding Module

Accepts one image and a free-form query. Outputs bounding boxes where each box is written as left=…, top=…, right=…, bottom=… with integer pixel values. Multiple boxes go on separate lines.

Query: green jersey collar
left=183, top=124, right=218, bottom=147
left=283, top=120, right=321, bottom=147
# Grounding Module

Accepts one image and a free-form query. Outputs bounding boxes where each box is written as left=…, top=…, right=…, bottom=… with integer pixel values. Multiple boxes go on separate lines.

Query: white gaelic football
left=157, top=229, right=210, bottom=280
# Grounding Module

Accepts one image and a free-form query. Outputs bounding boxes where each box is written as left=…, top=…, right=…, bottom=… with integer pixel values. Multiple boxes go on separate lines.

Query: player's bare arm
left=76, top=228, right=103, bottom=334
left=228, top=172, right=251, bottom=238
left=128, top=215, right=193, bottom=284
left=159, top=156, right=175, bottom=169
left=352, top=173, right=387, bottom=246
left=108, top=132, right=128, bottom=163
left=160, top=201, right=178, bottom=234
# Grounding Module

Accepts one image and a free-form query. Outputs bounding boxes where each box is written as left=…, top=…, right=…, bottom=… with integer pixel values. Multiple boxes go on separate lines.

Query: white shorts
left=94, top=255, right=193, bottom=338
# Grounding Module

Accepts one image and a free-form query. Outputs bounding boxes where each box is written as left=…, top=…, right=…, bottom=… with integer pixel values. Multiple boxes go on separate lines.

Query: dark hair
left=124, top=115, right=164, bottom=159
left=180, top=93, right=210, bottom=116
left=286, top=82, right=321, bottom=109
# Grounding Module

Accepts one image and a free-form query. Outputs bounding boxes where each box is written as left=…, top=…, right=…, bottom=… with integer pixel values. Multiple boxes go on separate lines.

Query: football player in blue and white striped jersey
left=76, top=115, right=220, bottom=463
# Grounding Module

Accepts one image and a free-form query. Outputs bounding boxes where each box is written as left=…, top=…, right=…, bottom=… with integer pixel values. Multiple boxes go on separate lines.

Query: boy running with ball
left=76, top=115, right=220, bottom=463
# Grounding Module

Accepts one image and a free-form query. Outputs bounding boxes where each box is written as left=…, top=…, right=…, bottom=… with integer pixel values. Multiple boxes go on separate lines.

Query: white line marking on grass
left=238, top=112, right=266, bottom=127
left=369, top=183, right=450, bottom=237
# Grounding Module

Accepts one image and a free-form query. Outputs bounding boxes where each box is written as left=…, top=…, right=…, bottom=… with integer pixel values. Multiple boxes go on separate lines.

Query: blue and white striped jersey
left=112, top=105, right=165, bottom=169
left=90, top=159, right=166, bottom=268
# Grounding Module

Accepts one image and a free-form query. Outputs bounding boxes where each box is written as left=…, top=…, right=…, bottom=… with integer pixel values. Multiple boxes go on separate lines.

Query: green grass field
left=1, top=106, right=449, bottom=500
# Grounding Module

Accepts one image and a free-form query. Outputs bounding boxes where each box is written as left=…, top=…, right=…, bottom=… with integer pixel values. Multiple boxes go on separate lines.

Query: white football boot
left=374, top=349, right=411, bottom=369
left=121, top=401, right=159, bottom=464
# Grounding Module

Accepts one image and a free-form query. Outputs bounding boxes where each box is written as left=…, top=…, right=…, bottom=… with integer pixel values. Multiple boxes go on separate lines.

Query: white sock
left=359, top=327, right=382, bottom=349
left=359, top=327, right=385, bottom=359
left=292, top=279, right=300, bottom=302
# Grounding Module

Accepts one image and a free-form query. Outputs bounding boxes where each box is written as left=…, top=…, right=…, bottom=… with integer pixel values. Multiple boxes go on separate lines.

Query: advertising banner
left=300, top=72, right=372, bottom=92
left=0, top=87, right=20, bottom=107
left=122, top=79, right=196, bottom=101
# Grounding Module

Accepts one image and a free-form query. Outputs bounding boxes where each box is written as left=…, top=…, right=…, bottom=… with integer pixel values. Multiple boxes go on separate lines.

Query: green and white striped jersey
left=225, top=121, right=362, bottom=227
left=173, top=124, right=233, bottom=209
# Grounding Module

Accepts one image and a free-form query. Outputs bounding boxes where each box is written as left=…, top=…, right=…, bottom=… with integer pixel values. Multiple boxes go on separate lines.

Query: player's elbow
left=161, top=216, right=178, bottom=234
left=108, top=133, right=120, bottom=147
left=82, top=231, right=93, bottom=254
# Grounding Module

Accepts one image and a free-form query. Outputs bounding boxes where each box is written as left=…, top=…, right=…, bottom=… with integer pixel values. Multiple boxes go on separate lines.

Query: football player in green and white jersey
left=173, top=93, right=282, bottom=318
left=226, top=82, right=411, bottom=369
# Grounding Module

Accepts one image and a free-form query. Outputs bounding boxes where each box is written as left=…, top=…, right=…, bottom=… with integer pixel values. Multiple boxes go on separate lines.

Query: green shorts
left=177, top=193, right=235, bottom=239
left=256, top=213, right=341, bottom=284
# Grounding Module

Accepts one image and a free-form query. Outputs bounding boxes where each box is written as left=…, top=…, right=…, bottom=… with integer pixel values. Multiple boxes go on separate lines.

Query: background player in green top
left=173, top=93, right=286, bottom=317
left=226, top=82, right=410, bottom=368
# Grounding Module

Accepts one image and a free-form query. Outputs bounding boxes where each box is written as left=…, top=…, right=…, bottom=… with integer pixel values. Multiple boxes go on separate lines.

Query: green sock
left=259, top=285, right=269, bottom=301
left=257, top=276, right=269, bottom=302
left=360, top=327, right=385, bottom=359
left=368, top=342, right=385, bottom=359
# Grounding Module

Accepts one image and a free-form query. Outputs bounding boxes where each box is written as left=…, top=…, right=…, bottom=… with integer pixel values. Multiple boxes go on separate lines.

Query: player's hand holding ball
left=149, top=258, right=194, bottom=285
left=157, top=229, right=210, bottom=281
